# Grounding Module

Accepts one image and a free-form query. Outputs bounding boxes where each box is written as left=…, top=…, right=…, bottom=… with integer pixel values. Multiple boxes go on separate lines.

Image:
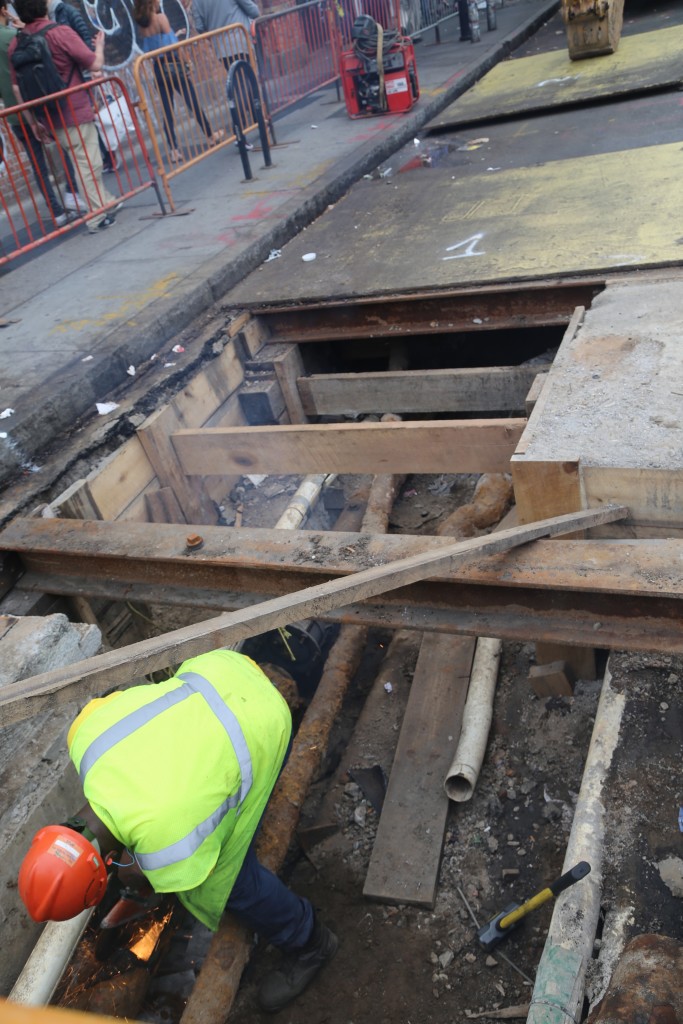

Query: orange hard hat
left=18, top=825, right=108, bottom=922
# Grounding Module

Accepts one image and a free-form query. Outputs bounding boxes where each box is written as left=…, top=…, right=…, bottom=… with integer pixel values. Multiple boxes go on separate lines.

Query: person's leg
left=227, top=846, right=313, bottom=949
left=227, top=846, right=337, bottom=1012
left=11, top=122, right=64, bottom=218
left=154, top=60, right=179, bottom=151
left=458, top=0, right=471, bottom=39
left=55, top=123, right=116, bottom=230
left=178, top=73, right=214, bottom=140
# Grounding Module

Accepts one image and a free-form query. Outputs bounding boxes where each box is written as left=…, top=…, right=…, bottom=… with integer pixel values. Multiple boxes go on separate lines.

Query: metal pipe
left=274, top=474, right=336, bottom=530
left=181, top=472, right=402, bottom=1024
left=526, top=662, right=626, bottom=1024
left=8, top=911, right=92, bottom=1006
left=444, top=636, right=502, bottom=802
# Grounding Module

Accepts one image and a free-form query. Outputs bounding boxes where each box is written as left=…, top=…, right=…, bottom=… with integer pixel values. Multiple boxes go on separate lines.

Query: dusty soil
left=56, top=473, right=683, bottom=1024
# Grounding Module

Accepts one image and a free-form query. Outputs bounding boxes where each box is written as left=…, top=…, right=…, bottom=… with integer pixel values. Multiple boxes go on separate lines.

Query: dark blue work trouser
left=226, top=844, right=314, bottom=950
left=225, top=728, right=314, bottom=952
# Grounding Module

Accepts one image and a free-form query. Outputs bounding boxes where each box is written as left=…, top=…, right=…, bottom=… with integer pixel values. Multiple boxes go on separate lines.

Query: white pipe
left=526, top=661, right=626, bottom=1024
left=274, top=474, right=337, bottom=530
left=9, top=910, right=92, bottom=1006
left=444, top=637, right=502, bottom=802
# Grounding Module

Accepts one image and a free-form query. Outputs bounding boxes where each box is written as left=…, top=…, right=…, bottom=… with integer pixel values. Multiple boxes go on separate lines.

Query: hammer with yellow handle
left=477, top=861, right=591, bottom=951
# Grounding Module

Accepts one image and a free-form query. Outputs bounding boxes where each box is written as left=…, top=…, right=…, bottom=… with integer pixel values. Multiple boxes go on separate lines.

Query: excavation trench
left=3, top=277, right=682, bottom=1023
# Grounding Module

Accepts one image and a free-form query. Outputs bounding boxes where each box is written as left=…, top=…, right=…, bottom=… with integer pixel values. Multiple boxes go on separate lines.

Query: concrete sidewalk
left=0, top=0, right=556, bottom=491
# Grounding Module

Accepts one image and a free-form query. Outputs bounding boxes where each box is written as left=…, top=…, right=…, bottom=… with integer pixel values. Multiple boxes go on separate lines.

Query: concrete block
left=0, top=613, right=102, bottom=996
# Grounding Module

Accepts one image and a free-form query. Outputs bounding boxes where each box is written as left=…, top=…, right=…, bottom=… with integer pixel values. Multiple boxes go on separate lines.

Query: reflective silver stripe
left=134, top=791, right=240, bottom=871
left=178, top=671, right=253, bottom=804
left=78, top=669, right=254, bottom=872
left=78, top=687, right=190, bottom=782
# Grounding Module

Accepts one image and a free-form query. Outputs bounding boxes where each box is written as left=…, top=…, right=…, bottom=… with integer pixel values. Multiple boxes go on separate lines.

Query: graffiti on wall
left=78, top=0, right=190, bottom=69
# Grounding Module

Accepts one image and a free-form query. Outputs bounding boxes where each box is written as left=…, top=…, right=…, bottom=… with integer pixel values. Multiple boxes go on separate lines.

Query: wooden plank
left=363, top=633, right=475, bottom=907
left=138, top=406, right=218, bottom=526
left=145, top=487, right=187, bottom=524
left=171, top=342, right=245, bottom=426
left=87, top=438, right=156, bottom=523
left=51, top=479, right=102, bottom=520
left=512, top=459, right=582, bottom=526
left=271, top=345, right=308, bottom=423
left=535, top=641, right=595, bottom=681
left=238, top=377, right=286, bottom=424
left=583, top=466, right=683, bottom=532
left=298, top=366, right=548, bottom=417
left=528, top=659, right=575, bottom=698
left=0, top=505, right=626, bottom=726
left=525, top=372, right=548, bottom=417
left=171, top=419, right=527, bottom=476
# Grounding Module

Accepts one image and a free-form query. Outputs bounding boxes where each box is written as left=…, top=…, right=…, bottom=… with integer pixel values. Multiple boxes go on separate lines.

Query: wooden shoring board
left=84, top=339, right=245, bottom=524
left=0, top=505, right=626, bottom=726
left=170, top=419, right=526, bottom=476
left=429, top=25, right=683, bottom=132
left=297, top=366, right=549, bottom=417
left=138, top=406, right=218, bottom=526
left=364, top=634, right=474, bottom=907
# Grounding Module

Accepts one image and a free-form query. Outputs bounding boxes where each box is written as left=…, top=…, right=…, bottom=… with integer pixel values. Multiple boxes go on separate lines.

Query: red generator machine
left=341, top=15, right=419, bottom=118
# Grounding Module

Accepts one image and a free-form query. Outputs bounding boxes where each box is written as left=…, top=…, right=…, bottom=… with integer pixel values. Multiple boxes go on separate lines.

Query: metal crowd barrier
left=253, top=0, right=339, bottom=117
left=227, top=60, right=272, bottom=179
left=133, top=24, right=269, bottom=210
left=253, top=0, right=400, bottom=117
left=0, top=76, right=163, bottom=266
left=403, top=0, right=499, bottom=45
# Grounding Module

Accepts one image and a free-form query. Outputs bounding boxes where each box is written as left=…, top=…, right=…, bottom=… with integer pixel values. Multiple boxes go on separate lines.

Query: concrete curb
left=0, top=0, right=558, bottom=491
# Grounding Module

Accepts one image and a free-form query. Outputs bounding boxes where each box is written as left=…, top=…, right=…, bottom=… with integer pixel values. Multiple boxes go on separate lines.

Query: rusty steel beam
left=15, top=570, right=683, bottom=655
left=252, top=279, right=604, bottom=342
left=5, top=519, right=683, bottom=599
left=4, top=518, right=683, bottom=653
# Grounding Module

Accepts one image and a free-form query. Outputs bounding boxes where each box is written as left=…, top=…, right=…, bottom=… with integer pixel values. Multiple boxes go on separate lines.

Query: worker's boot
left=258, top=915, right=338, bottom=1012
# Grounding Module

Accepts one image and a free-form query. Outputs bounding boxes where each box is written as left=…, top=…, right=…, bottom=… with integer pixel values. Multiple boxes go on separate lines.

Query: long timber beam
left=171, top=420, right=526, bottom=476
left=4, top=515, right=683, bottom=657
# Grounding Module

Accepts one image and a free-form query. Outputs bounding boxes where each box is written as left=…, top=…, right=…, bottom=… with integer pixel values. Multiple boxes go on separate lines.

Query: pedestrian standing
left=133, top=0, right=223, bottom=163
left=192, top=0, right=259, bottom=71
left=46, top=0, right=118, bottom=173
left=9, top=0, right=121, bottom=231
left=17, top=649, right=338, bottom=1012
left=0, top=0, right=82, bottom=223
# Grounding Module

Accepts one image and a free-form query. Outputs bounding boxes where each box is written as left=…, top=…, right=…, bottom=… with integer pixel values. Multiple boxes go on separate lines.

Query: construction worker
left=17, top=648, right=338, bottom=1012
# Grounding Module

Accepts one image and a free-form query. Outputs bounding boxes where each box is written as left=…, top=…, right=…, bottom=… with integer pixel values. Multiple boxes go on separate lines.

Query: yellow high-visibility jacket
left=67, top=650, right=292, bottom=931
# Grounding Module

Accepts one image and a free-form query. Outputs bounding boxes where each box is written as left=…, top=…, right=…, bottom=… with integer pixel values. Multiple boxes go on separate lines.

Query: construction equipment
left=562, top=0, right=625, bottom=59
left=478, top=861, right=591, bottom=950
left=340, top=15, right=419, bottom=118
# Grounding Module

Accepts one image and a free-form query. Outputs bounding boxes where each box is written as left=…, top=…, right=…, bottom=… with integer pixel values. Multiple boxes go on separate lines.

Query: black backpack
left=11, top=25, right=68, bottom=110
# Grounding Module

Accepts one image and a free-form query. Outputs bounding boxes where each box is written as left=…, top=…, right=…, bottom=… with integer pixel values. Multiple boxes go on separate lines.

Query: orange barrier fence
left=253, top=0, right=400, bottom=117
left=133, top=24, right=270, bottom=210
left=0, top=76, right=163, bottom=266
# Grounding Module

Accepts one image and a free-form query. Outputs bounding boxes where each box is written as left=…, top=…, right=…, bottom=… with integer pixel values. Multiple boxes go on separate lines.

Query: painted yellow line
left=52, top=273, right=179, bottom=334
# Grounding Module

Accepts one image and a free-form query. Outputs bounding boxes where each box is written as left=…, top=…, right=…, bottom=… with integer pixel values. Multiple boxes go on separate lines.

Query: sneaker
left=87, top=214, right=117, bottom=233
left=54, top=212, right=68, bottom=227
left=64, top=192, right=87, bottom=213
left=258, top=916, right=338, bottom=1013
